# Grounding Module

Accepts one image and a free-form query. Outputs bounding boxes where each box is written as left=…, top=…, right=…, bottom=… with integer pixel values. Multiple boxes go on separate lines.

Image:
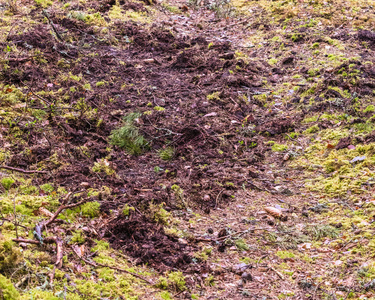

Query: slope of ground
left=0, top=0, right=374, bottom=299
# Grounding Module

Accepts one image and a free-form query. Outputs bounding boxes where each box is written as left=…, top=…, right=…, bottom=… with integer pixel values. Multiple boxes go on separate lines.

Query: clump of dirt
left=107, top=215, right=195, bottom=272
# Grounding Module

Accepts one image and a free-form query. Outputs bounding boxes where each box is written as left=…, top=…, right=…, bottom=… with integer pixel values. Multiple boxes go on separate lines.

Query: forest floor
left=0, top=0, right=375, bottom=299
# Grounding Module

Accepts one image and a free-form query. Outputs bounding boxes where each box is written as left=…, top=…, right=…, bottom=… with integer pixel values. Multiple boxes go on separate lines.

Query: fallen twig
left=0, top=165, right=48, bottom=174
left=13, top=236, right=57, bottom=245
left=214, top=189, right=225, bottom=209
left=268, top=265, right=284, bottom=280
left=43, top=197, right=86, bottom=227
left=42, top=10, right=64, bottom=42
left=71, top=246, right=154, bottom=285
left=196, top=227, right=274, bottom=242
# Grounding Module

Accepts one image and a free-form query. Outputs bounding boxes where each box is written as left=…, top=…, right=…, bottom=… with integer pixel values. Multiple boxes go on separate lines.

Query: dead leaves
left=264, top=207, right=288, bottom=222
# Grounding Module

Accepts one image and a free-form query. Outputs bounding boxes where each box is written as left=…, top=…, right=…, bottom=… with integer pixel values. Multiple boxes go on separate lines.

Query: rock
left=233, top=263, right=250, bottom=274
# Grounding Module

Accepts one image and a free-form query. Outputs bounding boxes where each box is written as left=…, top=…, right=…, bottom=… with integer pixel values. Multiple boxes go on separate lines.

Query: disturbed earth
left=0, top=0, right=375, bottom=299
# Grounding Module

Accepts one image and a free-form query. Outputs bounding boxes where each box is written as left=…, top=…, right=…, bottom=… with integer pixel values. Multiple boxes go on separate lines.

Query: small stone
left=80, top=182, right=90, bottom=188
left=233, top=263, right=250, bottom=274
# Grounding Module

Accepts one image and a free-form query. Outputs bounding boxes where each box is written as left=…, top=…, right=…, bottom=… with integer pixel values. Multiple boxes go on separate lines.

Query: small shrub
left=109, top=112, right=148, bottom=155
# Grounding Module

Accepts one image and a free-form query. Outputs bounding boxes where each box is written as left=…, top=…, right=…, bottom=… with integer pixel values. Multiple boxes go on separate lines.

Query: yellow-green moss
left=0, top=274, right=20, bottom=300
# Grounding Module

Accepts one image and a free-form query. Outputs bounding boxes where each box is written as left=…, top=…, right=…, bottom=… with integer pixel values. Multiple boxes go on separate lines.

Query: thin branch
left=0, top=165, right=48, bottom=174
left=42, top=10, right=64, bottom=42
left=196, top=227, right=274, bottom=242
left=43, top=196, right=86, bottom=227
left=13, top=236, right=56, bottom=244
left=13, top=195, right=18, bottom=239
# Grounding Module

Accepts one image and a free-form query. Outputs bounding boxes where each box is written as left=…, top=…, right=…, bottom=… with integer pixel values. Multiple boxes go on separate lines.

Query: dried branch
left=42, top=10, right=64, bottom=42
left=196, top=227, right=274, bottom=243
left=43, top=196, right=86, bottom=227
left=71, top=246, right=154, bottom=285
left=13, top=236, right=56, bottom=245
left=0, top=165, right=48, bottom=174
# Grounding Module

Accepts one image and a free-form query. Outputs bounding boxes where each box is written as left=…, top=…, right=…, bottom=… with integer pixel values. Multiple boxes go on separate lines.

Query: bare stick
left=196, top=227, right=273, bottom=242
left=0, top=165, right=48, bottom=174
left=42, top=10, right=64, bottom=42
left=44, top=197, right=86, bottom=227
left=71, top=246, right=154, bottom=285
left=268, top=265, right=284, bottom=280
left=13, top=195, right=18, bottom=239
left=13, top=236, right=57, bottom=244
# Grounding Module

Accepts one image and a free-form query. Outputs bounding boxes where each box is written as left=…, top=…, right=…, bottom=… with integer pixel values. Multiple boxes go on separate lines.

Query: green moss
left=276, top=251, right=295, bottom=259
left=70, top=230, right=85, bottom=244
left=123, top=204, right=135, bottom=216
left=158, top=147, right=175, bottom=161
left=91, top=240, right=109, bottom=252
left=98, top=267, right=115, bottom=282
left=305, top=224, right=339, bottom=240
left=0, top=239, right=22, bottom=273
left=168, top=271, right=186, bottom=291
left=304, top=124, right=319, bottom=134
left=34, top=0, right=52, bottom=7
left=194, top=247, right=212, bottom=261
left=160, top=291, right=173, bottom=300
left=268, top=58, right=278, bottom=65
left=150, top=203, right=171, bottom=225
left=307, top=68, right=320, bottom=77
left=1, top=177, right=14, bottom=190
left=80, top=201, right=100, bottom=218
left=95, top=81, right=106, bottom=87
left=92, top=158, right=116, bottom=176
left=235, top=238, right=250, bottom=251
left=40, top=183, right=54, bottom=193
left=154, top=106, right=165, bottom=111
left=207, top=91, right=221, bottom=101
left=271, top=143, right=288, bottom=152
left=364, top=105, right=375, bottom=113
left=0, top=274, right=19, bottom=300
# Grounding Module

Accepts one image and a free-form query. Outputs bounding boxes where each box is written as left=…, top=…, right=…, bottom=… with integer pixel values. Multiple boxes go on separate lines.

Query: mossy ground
left=1, top=0, right=375, bottom=298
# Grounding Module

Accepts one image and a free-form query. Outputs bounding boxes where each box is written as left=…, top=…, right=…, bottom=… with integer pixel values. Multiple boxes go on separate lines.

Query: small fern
left=109, top=112, right=148, bottom=155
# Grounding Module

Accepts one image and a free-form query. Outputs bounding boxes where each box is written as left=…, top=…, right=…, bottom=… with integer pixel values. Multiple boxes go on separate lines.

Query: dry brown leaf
left=264, top=206, right=282, bottom=218
left=39, top=207, right=54, bottom=217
